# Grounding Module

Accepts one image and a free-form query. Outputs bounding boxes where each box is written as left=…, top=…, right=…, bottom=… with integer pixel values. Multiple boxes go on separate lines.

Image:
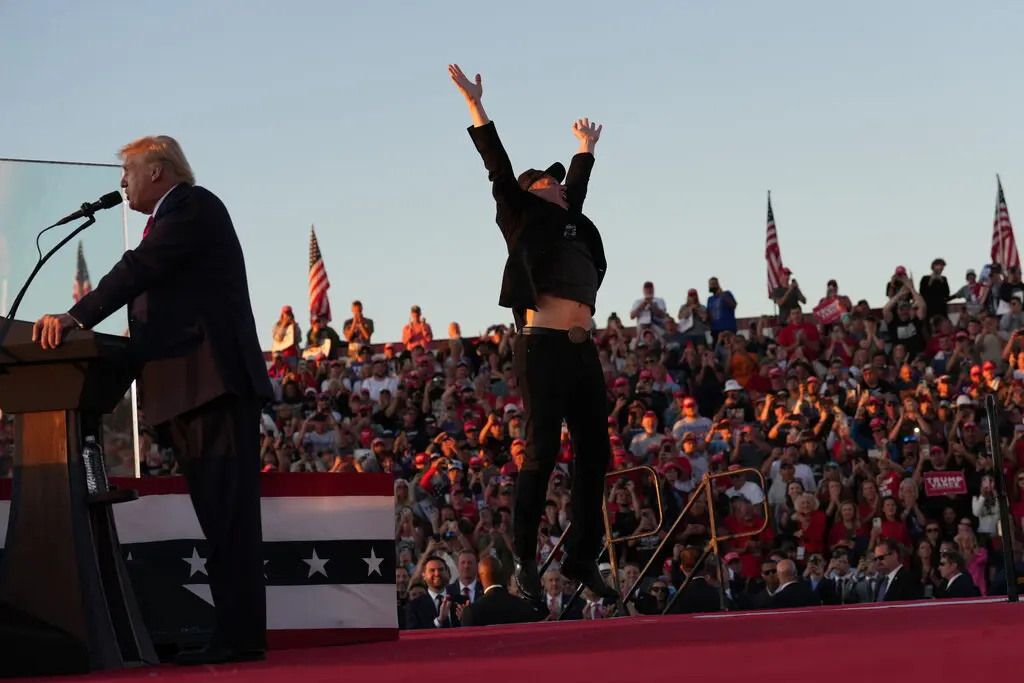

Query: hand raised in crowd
left=572, top=118, right=603, bottom=142
left=448, top=64, right=482, bottom=102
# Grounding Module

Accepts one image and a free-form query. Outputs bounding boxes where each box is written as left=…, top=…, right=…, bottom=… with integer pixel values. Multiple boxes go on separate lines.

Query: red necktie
left=142, top=216, right=154, bottom=239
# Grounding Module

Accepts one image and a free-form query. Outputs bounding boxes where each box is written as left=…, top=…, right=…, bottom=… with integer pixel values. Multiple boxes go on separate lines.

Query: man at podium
left=32, top=135, right=273, bottom=666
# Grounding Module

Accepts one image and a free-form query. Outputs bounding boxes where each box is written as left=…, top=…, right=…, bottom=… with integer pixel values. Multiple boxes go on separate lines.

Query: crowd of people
left=80, top=260, right=1024, bottom=626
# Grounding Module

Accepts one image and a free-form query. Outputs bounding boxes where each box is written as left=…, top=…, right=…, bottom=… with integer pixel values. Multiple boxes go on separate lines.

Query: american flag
left=308, top=225, right=332, bottom=322
left=0, top=475, right=398, bottom=652
left=991, top=175, right=1020, bottom=272
left=765, top=191, right=787, bottom=297
left=72, top=240, right=91, bottom=303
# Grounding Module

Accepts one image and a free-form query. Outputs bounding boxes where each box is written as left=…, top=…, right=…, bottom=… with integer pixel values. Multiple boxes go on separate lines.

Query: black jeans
left=511, top=329, right=612, bottom=563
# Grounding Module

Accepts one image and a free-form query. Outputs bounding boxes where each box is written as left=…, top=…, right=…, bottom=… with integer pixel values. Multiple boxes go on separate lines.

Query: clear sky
left=2, top=0, right=1022, bottom=347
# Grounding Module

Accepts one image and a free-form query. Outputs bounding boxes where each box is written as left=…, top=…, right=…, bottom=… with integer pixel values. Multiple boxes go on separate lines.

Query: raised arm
left=449, top=64, right=521, bottom=213
left=564, top=118, right=603, bottom=212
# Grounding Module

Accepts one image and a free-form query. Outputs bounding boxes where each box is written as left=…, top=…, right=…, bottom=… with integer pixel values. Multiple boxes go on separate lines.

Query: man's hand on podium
left=32, top=312, right=78, bottom=350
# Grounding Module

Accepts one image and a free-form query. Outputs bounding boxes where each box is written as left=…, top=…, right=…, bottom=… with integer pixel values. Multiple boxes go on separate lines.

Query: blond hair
left=118, top=135, right=195, bottom=185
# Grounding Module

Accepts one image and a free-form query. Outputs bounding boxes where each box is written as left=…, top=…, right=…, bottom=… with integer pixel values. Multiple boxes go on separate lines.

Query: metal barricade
left=658, top=467, right=770, bottom=615
left=576, top=464, right=769, bottom=616
left=536, top=465, right=664, bottom=620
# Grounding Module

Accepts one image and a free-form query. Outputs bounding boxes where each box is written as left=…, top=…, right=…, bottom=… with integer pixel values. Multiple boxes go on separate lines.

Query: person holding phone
left=448, top=64, right=616, bottom=602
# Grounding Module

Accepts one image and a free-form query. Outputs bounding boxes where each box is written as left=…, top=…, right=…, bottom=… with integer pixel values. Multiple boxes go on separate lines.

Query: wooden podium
left=0, top=319, right=157, bottom=677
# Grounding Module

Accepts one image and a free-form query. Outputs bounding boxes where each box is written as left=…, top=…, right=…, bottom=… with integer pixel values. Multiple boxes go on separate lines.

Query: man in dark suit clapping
left=938, top=550, right=980, bottom=599
left=406, top=556, right=469, bottom=629
left=445, top=550, right=484, bottom=603
left=460, top=556, right=544, bottom=627
left=34, top=136, right=272, bottom=666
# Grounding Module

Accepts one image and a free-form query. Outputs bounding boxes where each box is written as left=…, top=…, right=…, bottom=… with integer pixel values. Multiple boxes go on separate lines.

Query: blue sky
left=1, top=0, right=1023, bottom=347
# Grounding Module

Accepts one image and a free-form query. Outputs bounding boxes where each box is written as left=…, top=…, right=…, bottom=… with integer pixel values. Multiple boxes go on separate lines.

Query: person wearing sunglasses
left=872, top=539, right=922, bottom=602
left=938, top=550, right=980, bottom=599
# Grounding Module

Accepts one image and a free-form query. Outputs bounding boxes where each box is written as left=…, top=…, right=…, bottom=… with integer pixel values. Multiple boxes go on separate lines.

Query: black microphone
left=53, top=191, right=124, bottom=227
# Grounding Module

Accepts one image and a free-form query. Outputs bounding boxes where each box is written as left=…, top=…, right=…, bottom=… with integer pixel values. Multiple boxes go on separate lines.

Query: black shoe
left=174, top=644, right=266, bottom=666
left=513, top=557, right=542, bottom=600
left=561, top=559, right=619, bottom=600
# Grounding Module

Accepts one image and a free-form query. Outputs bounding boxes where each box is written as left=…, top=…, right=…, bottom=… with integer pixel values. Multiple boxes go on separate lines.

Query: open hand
left=448, top=64, right=482, bottom=102
left=572, top=118, right=603, bottom=142
left=32, top=313, right=77, bottom=350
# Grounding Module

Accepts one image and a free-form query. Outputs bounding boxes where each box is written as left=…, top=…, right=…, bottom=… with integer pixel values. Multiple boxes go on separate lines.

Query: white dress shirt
left=150, top=184, right=177, bottom=221
left=883, top=565, right=902, bottom=596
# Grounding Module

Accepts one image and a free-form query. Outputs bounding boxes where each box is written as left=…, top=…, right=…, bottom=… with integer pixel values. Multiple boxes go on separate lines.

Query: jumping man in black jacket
left=449, top=63, right=616, bottom=601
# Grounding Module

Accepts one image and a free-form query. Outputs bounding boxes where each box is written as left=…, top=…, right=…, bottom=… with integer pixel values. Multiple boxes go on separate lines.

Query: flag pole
left=768, top=190, right=777, bottom=319
left=123, top=195, right=142, bottom=478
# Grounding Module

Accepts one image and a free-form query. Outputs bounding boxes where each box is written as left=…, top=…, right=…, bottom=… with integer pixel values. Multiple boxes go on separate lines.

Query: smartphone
left=873, top=517, right=882, bottom=530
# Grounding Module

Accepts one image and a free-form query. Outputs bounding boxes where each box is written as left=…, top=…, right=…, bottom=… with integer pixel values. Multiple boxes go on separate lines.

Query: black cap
left=518, top=162, right=566, bottom=191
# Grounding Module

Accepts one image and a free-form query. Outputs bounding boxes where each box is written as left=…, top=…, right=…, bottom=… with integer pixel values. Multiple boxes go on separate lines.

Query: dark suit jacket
left=666, top=577, right=724, bottom=615
left=820, top=575, right=859, bottom=605
left=769, top=581, right=820, bottom=610
left=459, top=587, right=545, bottom=627
left=881, top=567, right=923, bottom=602
left=467, top=122, right=608, bottom=319
left=69, top=184, right=272, bottom=426
left=404, top=591, right=469, bottom=630
left=942, top=573, right=980, bottom=599
left=446, top=580, right=484, bottom=604
left=540, top=593, right=583, bottom=621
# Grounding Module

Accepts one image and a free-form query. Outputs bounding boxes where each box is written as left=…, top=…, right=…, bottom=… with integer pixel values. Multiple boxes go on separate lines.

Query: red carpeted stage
left=20, top=597, right=1022, bottom=682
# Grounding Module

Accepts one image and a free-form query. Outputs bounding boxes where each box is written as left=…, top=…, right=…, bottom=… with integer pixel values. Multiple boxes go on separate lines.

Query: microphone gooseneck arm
left=0, top=215, right=97, bottom=351
left=0, top=190, right=124, bottom=351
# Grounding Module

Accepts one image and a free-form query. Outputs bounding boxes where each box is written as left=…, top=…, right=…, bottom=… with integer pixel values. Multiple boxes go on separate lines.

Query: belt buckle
left=567, top=326, right=589, bottom=344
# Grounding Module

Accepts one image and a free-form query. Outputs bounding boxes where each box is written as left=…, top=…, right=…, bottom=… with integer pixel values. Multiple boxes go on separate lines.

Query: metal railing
left=660, top=466, right=770, bottom=614
left=537, top=464, right=664, bottom=620
left=593, top=465, right=770, bottom=616
left=984, top=394, right=1019, bottom=603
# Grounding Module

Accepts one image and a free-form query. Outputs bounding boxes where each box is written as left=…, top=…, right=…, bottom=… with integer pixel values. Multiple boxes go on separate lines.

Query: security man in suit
left=938, top=550, right=980, bottom=598
left=33, top=135, right=273, bottom=666
left=874, top=539, right=923, bottom=602
left=460, top=557, right=544, bottom=628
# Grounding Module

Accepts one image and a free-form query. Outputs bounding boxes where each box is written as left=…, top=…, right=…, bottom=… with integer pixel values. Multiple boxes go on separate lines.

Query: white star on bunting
left=182, top=547, right=207, bottom=577
left=303, top=549, right=329, bottom=578
left=363, top=547, right=383, bottom=577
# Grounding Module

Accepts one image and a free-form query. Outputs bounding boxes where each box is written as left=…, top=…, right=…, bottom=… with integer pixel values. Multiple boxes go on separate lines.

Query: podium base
left=0, top=600, right=90, bottom=678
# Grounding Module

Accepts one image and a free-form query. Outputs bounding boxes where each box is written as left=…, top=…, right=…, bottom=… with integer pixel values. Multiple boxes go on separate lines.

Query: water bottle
left=82, top=436, right=108, bottom=495
left=81, top=439, right=98, bottom=494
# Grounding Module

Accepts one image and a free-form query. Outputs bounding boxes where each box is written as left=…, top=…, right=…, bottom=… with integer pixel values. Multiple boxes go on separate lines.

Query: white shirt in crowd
left=631, top=297, right=667, bottom=327
left=294, top=428, right=340, bottom=454
left=767, top=460, right=817, bottom=492
left=725, top=480, right=765, bottom=505
left=357, top=375, right=398, bottom=402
